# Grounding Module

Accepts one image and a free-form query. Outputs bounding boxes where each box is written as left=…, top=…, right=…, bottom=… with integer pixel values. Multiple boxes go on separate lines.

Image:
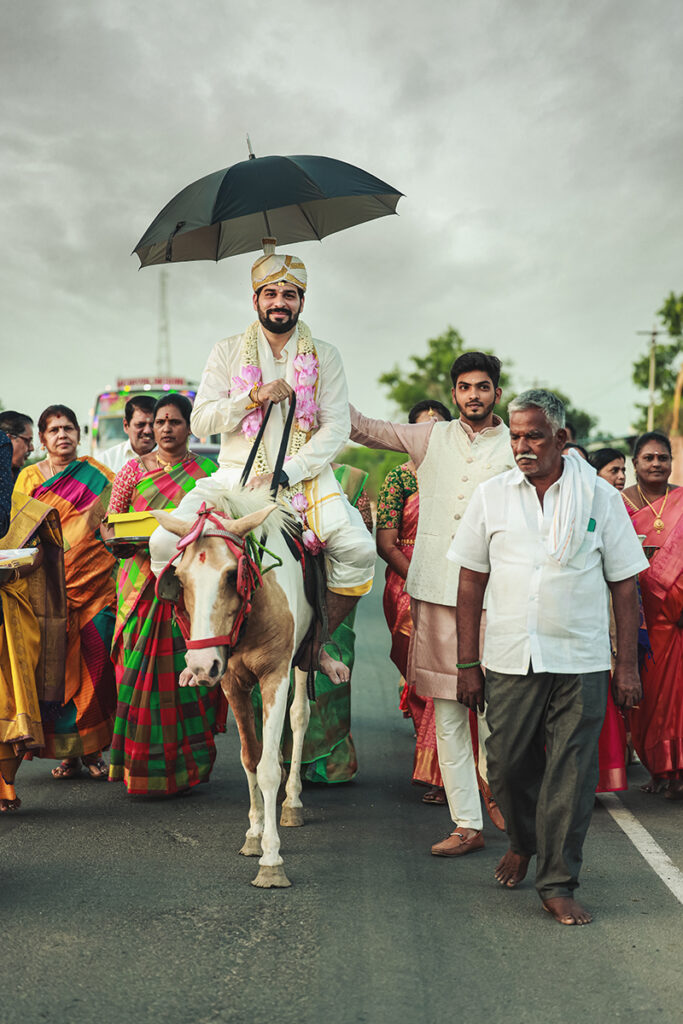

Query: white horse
left=154, top=488, right=314, bottom=888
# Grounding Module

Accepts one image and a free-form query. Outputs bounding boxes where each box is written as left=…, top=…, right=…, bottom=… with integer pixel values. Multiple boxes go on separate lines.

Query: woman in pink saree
left=622, top=432, right=683, bottom=798
left=377, top=400, right=451, bottom=803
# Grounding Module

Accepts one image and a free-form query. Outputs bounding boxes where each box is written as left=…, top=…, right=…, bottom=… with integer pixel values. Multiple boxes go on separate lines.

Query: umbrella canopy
left=134, top=154, right=403, bottom=267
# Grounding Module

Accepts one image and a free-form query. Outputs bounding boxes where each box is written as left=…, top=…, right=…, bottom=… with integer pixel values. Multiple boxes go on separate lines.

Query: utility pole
left=157, top=269, right=171, bottom=377
left=636, top=326, right=664, bottom=431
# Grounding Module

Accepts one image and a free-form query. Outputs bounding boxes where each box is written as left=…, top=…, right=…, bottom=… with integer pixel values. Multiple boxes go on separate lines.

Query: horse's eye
left=225, top=570, right=238, bottom=588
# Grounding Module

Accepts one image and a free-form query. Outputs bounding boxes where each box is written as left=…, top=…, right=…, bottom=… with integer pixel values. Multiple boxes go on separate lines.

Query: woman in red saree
left=377, top=401, right=451, bottom=803
left=622, top=431, right=683, bottom=798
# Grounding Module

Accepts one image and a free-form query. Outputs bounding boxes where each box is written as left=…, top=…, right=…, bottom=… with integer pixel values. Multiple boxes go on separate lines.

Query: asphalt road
left=3, top=575, right=681, bottom=1024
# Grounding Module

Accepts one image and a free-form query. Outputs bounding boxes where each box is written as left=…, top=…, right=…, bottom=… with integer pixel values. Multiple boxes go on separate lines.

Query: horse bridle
left=155, top=504, right=267, bottom=653
left=156, top=393, right=296, bottom=655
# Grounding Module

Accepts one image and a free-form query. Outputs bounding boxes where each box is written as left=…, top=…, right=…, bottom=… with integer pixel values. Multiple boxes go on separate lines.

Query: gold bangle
left=246, top=383, right=262, bottom=411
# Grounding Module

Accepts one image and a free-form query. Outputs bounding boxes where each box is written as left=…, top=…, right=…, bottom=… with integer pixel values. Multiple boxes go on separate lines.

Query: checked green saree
left=108, top=455, right=221, bottom=795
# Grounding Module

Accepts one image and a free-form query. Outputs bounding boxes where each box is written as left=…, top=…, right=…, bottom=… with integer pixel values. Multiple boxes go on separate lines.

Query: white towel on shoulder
left=548, top=449, right=597, bottom=565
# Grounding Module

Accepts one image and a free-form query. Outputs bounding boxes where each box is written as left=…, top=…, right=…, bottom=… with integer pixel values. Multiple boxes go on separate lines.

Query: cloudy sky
left=2, top=0, right=682, bottom=440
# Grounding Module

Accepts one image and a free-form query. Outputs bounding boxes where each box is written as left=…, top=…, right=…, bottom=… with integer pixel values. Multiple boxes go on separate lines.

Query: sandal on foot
left=82, top=755, right=108, bottom=779
left=51, top=759, right=82, bottom=780
left=0, top=797, right=21, bottom=812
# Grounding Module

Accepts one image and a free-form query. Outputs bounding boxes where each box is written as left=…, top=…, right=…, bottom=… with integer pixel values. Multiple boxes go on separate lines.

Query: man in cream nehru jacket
left=351, top=352, right=515, bottom=857
left=150, top=245, right=376, bottom=681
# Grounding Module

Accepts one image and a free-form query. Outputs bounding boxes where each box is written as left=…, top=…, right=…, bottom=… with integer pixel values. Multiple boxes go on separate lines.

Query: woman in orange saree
left=622, top=432, right=683, bottom=798
left=377, top=401, right=451, bottom=803
left=15, top=405, right=117, bottom=780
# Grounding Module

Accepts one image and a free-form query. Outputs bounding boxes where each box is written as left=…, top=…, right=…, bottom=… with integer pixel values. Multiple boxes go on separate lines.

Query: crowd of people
left=1, top=250, right=681, bottom=928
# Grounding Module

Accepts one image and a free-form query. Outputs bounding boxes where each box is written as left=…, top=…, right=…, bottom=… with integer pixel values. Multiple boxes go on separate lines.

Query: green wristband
left=456, top=660, right=481, bottom=669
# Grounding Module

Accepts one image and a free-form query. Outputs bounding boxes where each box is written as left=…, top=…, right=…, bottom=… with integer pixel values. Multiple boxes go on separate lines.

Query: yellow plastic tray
left=108, top=511, right=158, bottom=539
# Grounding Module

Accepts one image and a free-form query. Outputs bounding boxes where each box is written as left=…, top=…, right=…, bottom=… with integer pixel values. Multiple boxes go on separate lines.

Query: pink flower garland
left=232, top=348, right=320, bottom=441
left=290, top=491, right=326, bottom=554
left=231, top=365, right=264, bottom=439
left=292, top=351, right=319, bottom=432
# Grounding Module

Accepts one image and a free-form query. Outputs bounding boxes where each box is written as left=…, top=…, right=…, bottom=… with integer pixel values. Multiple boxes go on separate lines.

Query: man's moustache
left=516, top=453, right=538, bottom=461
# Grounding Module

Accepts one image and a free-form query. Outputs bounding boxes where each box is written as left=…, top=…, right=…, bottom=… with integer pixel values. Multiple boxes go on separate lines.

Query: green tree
left=632, top=291, right=683, bottom=432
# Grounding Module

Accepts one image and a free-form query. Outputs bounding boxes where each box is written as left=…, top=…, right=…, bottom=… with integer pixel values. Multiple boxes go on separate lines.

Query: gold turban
left=251, top=252, right=307, bottom=293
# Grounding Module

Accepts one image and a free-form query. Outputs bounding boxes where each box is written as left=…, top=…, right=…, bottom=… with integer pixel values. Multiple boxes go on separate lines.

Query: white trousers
left=149, top=472, right=376, bottom=593
left=433, top=698, right=489, bottom=831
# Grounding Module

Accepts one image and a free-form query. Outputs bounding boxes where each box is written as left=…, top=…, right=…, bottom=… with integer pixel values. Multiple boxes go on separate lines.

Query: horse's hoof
left=239, top=836, right=263, bottom=857
left=280, top=805, right=304, bottom=827
left=251, top=864, right=291, bottom=888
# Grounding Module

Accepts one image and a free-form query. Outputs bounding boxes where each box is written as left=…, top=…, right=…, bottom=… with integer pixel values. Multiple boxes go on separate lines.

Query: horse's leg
left=252, top=674, right=291, bottom=888
left=281, top=666, right=310, bottom=827
left=223, top=678, right=264, bottom=857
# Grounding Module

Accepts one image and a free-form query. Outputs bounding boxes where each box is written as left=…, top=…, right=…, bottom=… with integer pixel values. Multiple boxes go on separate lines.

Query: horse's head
left=154, top=503, right=279, bottom=686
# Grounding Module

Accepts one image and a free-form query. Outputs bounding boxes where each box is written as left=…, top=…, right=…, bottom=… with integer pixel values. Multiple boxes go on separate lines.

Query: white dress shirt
left=96, top=439, right=143, bottom=474
left=190, top=325, right=350, bottom=489
left=448, top=464, right=649, bottom=674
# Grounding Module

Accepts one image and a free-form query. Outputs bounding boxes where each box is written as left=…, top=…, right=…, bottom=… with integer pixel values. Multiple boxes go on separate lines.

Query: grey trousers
left=484, top=667, right=609, bottom=900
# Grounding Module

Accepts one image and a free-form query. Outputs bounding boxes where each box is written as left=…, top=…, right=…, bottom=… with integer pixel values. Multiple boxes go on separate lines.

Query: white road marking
left=597, top=793, right=683, bottom=905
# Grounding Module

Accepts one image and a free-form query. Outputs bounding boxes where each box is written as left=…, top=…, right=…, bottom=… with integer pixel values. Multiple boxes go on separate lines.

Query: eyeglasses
left=10, top=433, right=34, bottom=447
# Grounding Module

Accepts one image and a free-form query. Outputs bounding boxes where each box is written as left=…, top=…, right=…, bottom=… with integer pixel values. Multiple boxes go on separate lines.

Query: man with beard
left=149, top=249, right=376, bottom=682
left=350, top=352, right=515, bottom=856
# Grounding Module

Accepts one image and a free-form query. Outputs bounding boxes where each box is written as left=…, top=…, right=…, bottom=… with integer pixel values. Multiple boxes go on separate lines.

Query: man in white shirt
left=351, top=352, right=516, bottom=856
left=97, top=395, right=156, bottom=474
left=450, top=389, right=647, bottom=926
left=150, top=249, right=376, bottom=681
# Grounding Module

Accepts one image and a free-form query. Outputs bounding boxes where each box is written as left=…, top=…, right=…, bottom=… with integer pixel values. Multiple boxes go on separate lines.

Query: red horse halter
left=155, top=503, right=264, bottom=653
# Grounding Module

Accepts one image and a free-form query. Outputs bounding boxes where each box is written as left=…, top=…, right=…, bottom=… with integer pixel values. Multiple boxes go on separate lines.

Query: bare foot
left=542, top=896, right=592, bottom=925
left=494, top=849, right=530, bottom=888
left=319, top=648, right=350, bottom=685
left=0, top=797, right=21, bottom=812
left=179, top=667, right=198, bottom=687
left=664, top=780, right=683, bottom=800
left=641, top=776, right=666, bottom=794
left=422, top=786, right=447, bottom=805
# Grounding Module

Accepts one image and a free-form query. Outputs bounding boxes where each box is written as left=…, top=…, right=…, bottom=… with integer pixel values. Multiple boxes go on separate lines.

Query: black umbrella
left=134, top=151, right=402, bottom=267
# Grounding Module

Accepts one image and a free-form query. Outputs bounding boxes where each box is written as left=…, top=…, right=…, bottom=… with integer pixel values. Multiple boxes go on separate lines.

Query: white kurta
left=190, top=325, right=351, bottom=537
left=150, top=323, right=376, bottom=595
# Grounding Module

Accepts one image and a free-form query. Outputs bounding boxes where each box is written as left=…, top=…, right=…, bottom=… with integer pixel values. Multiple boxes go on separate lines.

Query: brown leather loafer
left=478, top=776, right=506, bottom=832
left=431, top=829, right=485, bottom=857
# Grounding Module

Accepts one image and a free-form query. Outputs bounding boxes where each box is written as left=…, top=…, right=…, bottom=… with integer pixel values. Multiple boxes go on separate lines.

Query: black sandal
left=81, top=756, right=108, bottom=779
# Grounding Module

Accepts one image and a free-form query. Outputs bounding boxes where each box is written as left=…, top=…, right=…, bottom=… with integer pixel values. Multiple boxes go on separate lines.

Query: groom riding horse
left=149, top=249, right=376, bottom=885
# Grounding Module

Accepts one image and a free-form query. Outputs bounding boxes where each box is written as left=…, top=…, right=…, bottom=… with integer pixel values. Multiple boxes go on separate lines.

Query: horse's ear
left=151, top=510, right=195, bottom=538
left=230, top=504, right=279, bottom=538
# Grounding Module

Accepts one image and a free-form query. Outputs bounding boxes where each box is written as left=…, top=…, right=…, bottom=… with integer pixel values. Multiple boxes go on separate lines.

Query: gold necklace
left=637, top=484, right=669, bottom=533
left=155, top=450, right=188, bottom=473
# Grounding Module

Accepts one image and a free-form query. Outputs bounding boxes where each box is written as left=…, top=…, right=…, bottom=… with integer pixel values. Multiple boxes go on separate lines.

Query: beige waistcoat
left=406, top=419, right=514, bottom=606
